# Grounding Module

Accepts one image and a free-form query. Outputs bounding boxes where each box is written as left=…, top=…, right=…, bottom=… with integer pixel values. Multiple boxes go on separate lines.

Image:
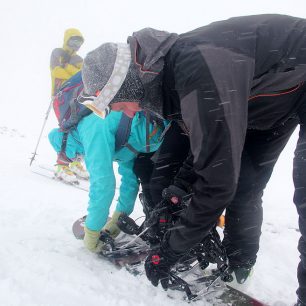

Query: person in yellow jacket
left=50, top=28, right=84, bottom=97
left=50, top=28, right=87, bottom=180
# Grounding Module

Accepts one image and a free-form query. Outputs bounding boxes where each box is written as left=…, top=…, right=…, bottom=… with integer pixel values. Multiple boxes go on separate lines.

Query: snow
left=1, top=0, right=306, bottom=305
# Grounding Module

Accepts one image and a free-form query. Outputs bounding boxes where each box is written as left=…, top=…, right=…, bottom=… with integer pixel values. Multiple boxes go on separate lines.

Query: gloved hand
left=162, top=185, right=187, bottom=205
left=83, top=226, right=105, bottom=253
left=102, top=211, right=122, bottom=238
left=145, top=241, right=181, bottom=289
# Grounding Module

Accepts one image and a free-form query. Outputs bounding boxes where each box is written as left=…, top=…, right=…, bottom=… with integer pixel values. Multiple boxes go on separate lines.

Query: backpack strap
left=60, top=132, right=69, bottom=155
left=69, top=98, right=78, bottom=128
left=115, top=111, right=162, bottom=154
left=124, top=143, right=140, bottom=155
left=115, top=113, right=135, bottom=152
left=145, top=112, right=150, bottom=153
left=115, top=112, right=157, bottom=155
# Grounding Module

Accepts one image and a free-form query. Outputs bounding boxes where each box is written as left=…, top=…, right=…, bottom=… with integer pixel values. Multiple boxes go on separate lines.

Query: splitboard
left=72, top=216, right=268, bottom=305
left=72, top=215, right=149, bottom=269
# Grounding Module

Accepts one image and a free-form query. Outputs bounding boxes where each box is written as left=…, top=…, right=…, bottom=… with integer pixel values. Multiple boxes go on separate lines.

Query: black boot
left=228, top=259, right=256, bottom=284
left=232, top=266, right=253, bottom=284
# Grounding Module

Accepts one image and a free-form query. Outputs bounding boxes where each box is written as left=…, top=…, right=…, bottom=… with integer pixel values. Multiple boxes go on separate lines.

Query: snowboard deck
left=72, top=216, right=268, bottom=305
left=188, top=274, right=267, bottom=305
left=72, top=215, right=87, bottom=239
left=72, top=215, right=149, bottom=268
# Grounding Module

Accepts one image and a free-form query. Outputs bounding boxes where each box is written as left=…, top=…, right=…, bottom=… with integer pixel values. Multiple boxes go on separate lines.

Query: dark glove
left=145, top=241, right=181, bottom=289
left=162, top=185, right=187, bottom=205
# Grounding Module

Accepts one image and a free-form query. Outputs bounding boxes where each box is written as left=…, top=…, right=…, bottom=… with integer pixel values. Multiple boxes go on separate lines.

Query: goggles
left=79, top=43, right=131, bottom=118
left=67, top=36, right=83, bottom=49
left=78, top=91, right=111, bottom=119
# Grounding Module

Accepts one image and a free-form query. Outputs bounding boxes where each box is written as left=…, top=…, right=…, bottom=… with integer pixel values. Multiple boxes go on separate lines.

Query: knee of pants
left=48, top=128, right=63, bottom=153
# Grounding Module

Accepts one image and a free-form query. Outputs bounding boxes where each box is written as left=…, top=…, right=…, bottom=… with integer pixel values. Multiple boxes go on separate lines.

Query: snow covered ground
left=0, top=108, right=300, bottom=306
left=1, top=1, right=306, bottom=305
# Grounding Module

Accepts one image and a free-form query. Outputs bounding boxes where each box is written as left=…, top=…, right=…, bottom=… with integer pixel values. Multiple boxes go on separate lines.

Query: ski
left=30, top=164, right=89, bottom=192
left=38, top=164, right=89, bottom=181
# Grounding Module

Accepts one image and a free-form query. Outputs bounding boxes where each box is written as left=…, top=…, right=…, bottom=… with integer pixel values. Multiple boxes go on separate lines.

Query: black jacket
left=162, top=14, right=306, bottom=253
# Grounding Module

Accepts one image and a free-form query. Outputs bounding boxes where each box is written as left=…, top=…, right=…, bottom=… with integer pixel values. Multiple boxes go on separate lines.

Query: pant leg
left=223, top=118, right=298, bottom=267
left=48, top=128, right=84, bottom=160
left=149, top=121, right=190, bottom=205
left=295, top=102, right=306, bottom=302
left=133, top=152, right=155, bottom=215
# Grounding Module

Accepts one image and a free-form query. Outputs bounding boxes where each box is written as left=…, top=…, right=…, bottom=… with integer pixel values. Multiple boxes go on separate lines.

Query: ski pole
left=29, top=98, right=54, bottom=166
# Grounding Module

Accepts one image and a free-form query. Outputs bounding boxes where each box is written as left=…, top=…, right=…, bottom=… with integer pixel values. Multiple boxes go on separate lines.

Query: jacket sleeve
left=168, top=44, right=255, bottom=253
left=173, top=151, right=197, bottom=193
left=50, top=48, right=73, bottom=80
left=70, top=54, right=83, bottom=69
left=78, top=115, right=117, bottom=232
left=75, top=62, right=83, bottom=69
left=115, top=159, right=139, bottom=215
left=65, top=63, right=81, bottom=76
left=51, top=66, right=73, bottom=80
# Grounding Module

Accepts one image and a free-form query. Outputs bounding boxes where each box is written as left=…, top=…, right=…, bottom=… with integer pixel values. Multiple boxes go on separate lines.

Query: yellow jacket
left=50, top=28, right=84, bottom=96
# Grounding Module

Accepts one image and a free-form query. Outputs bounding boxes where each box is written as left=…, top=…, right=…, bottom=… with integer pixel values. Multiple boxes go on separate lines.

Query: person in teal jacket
left=49, top=110, right=165, bottom=252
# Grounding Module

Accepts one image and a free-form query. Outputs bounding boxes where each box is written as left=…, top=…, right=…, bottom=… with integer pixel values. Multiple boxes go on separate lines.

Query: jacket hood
left=128, top=28, right=178, bottom=74
left=127, top=28, right=178, bottom=118
left=63, top=28, right=84, bottom=52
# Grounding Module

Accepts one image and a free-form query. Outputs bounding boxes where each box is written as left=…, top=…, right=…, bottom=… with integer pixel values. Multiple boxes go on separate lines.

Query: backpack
left=53, top=71, right=91, bottom=132
left=52, top=71, right=138, bottom=153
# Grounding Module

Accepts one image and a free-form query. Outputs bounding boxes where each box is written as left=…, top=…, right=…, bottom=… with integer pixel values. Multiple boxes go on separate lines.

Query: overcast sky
left=1, top=0, right=306, bottom=130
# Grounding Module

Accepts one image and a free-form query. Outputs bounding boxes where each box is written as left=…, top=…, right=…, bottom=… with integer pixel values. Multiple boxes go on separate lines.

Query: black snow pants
left=222, top=90, right=306, bottom=302
left=133, top=122, right=190, bottom=215
left=133, top=152, right=155, bottom=214
left=149, top=121, right=190, bottom=205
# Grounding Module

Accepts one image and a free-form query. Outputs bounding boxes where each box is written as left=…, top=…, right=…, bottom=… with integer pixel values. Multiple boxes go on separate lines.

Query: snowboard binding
left=99, top=231, right=115, bottom=252
left=115, top=193, right=234, bottom=300
left=72, top=209, right=264, bottom=304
